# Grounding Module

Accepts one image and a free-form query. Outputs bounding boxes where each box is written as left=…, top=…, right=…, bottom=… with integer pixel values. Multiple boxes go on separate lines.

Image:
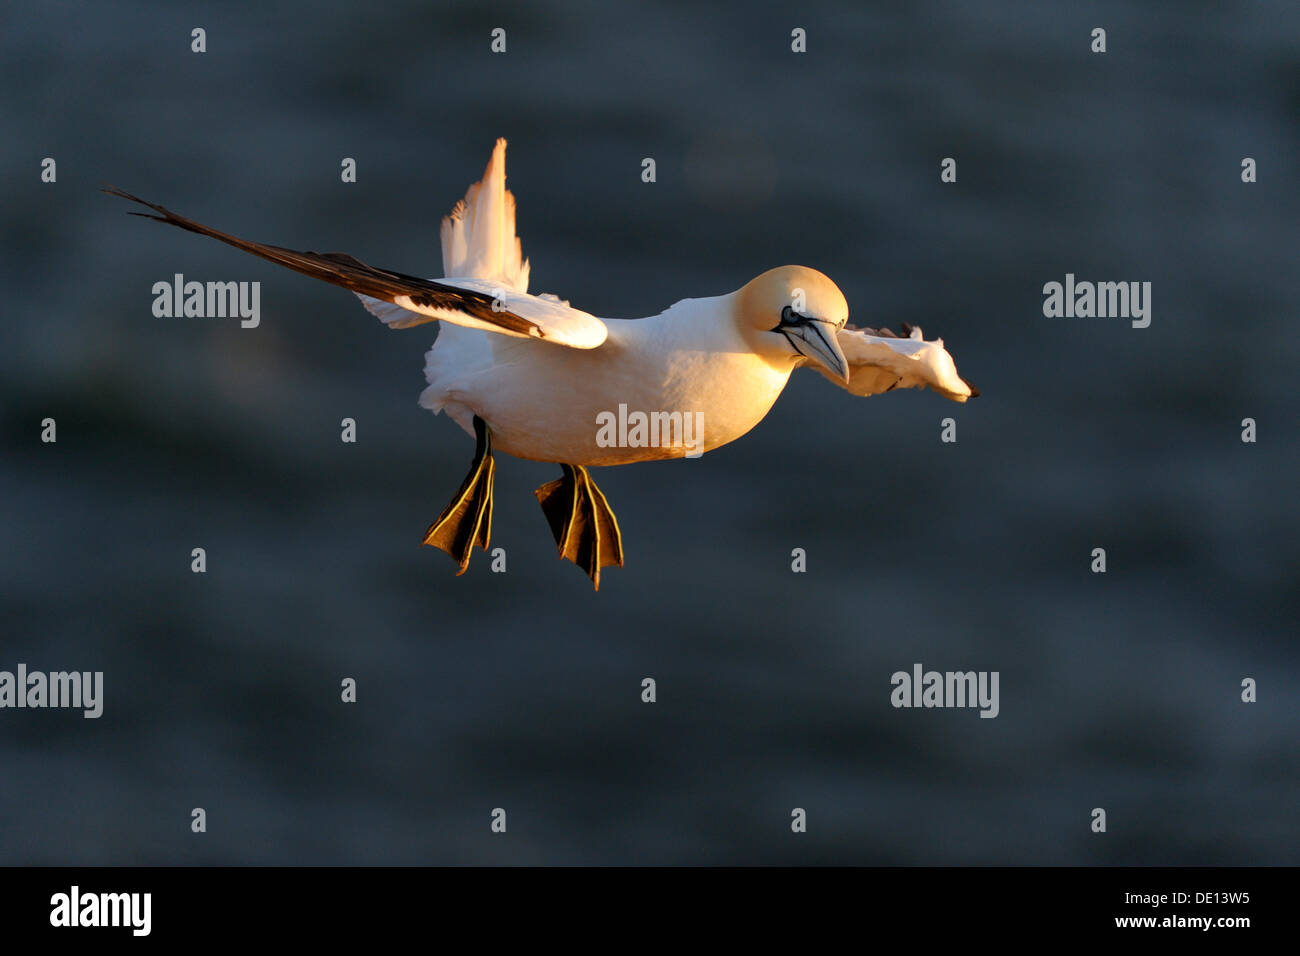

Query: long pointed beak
left=782, top=318, right=849, bottom=382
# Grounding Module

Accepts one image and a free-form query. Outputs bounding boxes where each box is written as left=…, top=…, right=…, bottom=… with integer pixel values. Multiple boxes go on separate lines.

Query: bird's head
left=736, top=266, right=850, bottom=382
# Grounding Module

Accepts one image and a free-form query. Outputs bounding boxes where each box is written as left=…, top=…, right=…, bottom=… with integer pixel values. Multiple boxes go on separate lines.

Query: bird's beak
left=778, top=312, right=850, bottom=382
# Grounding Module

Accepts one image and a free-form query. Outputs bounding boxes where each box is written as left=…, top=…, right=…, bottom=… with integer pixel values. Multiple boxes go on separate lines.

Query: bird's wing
left=103, top=187, right=606, bottom=350
left=439, top=138, right=530, bottom=293
left=354, top=279, right=601, bottom=345
left=815, top=324, right=978, bottom=403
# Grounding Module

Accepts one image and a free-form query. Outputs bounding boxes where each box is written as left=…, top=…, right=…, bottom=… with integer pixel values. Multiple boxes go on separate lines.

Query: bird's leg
left=534, top=464, right=624, bottom=590
left=423, top=415, right=495, bottom=574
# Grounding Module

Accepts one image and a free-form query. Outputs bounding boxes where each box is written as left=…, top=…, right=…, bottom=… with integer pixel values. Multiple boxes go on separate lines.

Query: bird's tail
left=439, top=138, right=530, bottom=293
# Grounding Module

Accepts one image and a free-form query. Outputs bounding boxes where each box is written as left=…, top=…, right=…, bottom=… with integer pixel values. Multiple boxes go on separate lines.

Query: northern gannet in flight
left=106, top=140, right=977, bottom=589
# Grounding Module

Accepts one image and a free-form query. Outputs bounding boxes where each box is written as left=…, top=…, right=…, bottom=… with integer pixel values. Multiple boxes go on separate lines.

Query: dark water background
left=1, top=0, right=1297, bottom=864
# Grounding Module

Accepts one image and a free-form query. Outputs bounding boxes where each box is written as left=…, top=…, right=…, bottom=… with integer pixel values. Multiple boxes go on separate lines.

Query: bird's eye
left=778, top=305, right=845, bottom=331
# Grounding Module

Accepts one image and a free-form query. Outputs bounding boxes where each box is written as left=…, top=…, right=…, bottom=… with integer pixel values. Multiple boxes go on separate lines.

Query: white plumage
left=370, top=139, right=976, bottom=465
left=107, top=139, right=977, bottom=587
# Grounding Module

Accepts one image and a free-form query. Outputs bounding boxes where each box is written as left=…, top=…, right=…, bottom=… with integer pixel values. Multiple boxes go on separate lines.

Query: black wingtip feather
left=100, top=185, right=544, bottom=338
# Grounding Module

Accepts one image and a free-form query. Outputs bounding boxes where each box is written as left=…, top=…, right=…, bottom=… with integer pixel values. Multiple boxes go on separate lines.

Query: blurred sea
left=1, top=0, right=1297, bottom=863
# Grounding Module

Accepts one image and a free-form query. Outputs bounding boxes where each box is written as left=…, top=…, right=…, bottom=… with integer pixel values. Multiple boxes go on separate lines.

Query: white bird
left=106, top=140, right=977, bottom=589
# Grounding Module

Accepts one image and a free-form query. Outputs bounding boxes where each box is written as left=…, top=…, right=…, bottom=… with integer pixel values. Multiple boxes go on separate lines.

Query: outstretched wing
left=354, top=279, right=599, bottom=344
left=816, top=324, right=978, bottom=403
left=103, top=187, right=606, bottom=349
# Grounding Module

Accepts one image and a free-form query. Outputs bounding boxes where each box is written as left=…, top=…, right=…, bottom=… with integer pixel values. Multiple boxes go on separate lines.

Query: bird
left=105, top=139, right=978, bottom=589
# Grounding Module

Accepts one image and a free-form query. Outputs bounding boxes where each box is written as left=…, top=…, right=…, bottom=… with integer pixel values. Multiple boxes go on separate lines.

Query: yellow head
left=735, top=266, right=850, bottom=381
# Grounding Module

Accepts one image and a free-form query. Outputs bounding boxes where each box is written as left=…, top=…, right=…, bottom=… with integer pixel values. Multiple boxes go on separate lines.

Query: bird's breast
left=457, top=323, right=792, bottom=466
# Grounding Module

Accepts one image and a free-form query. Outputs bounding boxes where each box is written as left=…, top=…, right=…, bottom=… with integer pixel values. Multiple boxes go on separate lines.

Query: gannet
left=106, top=140, right=977, bottom=589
